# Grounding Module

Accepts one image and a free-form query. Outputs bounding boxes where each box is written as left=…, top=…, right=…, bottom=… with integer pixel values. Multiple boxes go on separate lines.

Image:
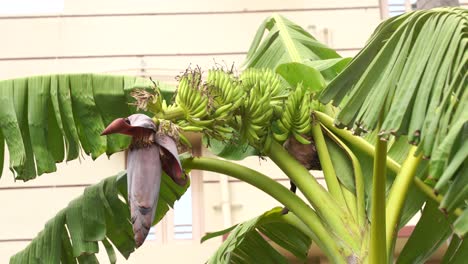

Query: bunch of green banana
left=240, top=68, right=282, bottom=96
left=238, top=82, right=275, bottom=147
left=175, top=71, right=210, bottom=124
left=273, top=85, right=312, bottom=144
left=206, top=69, right=245, bottom=119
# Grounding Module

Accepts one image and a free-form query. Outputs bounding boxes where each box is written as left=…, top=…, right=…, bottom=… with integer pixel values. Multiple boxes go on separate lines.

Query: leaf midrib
left=273, top=14, right=301, bottom=63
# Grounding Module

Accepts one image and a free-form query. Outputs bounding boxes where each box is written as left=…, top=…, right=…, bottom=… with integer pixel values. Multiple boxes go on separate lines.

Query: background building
left=0, top=0, right=466, bottom=263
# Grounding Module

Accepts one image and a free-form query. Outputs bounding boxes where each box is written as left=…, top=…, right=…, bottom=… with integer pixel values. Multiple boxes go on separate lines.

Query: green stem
left=182, top=157, right=347, bottom=263
left=315, top=111, right=463, bottom=217
left=369, top=124, right=387, bottom=263
left=315, top=111, right=399, bottom=169
left=385, top=146, right=422, bottom=255
left=322, top=125, right=366, bottom=228
left=414, top=179, right=463, bottom=216
left=266, top=141, right=360, bottom=252
left=158, top=105, right=185, bottom=120
left=311, top=122, right=347, bottom=208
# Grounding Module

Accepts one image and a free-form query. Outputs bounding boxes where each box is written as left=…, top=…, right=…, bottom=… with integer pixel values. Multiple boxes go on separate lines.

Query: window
left=145, top=185, right=195, bottom=242
left=140, top=141, right=204, bottom=244
left=381, top=0, right=417, bottom=18
left=173, top=186, right=194, bottom=239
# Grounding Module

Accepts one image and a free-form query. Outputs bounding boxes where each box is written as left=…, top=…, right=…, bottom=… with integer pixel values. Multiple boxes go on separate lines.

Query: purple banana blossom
left=101, top=114, right=187, bottom=247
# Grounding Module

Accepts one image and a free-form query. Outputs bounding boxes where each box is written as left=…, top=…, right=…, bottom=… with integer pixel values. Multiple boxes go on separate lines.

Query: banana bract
left=102, top=113, right=187, bottom=247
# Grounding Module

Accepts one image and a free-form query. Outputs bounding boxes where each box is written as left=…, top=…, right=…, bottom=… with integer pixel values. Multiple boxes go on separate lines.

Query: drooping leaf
left=56, top=75, right=81, bottom=161
left=201, top=224, right=239, bottom=243
left=0, top=79, right=26, bottom=177
left=441, top=235, right=468, bottom=264
left=92, top=74, right=131, bottom=155
left=49, top=75, right=67, bottom=162
left=397, top=201, right=455, bottom=264
left=28, top=76, right=57, bottom=175
left=69, top=74, right=107, bottom=159
left=10, top=171, right=189, bottom=263
left=320, top=7, right=466, bottom=149
left=77, top=254, right=99, bottom=264
left=206, top=207, right=312, bottom=263
left=0, top=74, right=156, bottom=181
left=319, top=7, right=468, bottom=228
left=66, top=198, right=99, bottom=257
left=82, top=184, right=107, bottom=242
left=0, top=130, right=4, bottom=179
left=12, top=78, right=36, bottom=179
left=101, top=238, right=117, bottom=264
left=439, top=161, right=468, bottom=213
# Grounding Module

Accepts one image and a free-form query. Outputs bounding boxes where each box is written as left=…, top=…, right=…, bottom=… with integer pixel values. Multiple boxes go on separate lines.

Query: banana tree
left=2, top=8, right=467, bottom=264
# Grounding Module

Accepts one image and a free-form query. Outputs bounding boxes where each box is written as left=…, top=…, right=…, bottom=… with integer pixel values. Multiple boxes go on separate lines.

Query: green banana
left=214, top=103, right=234, bottom=117
left=292, top=132, right=312, bottom=145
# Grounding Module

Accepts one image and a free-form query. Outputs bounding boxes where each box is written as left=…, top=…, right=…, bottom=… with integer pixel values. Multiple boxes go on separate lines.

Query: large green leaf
left=319, top=7, right=468, bottom=232
left=10, top=171, right=189, bottom=263
left=441, top=235, right=468, bottom=264
left=396, top=201, right=454, bottom=264
left=0, top=74, right=157, bottom=181
left=244, top=14, right=340, bottom=70
left=303, top=57, right=352, bottom=83
left=204, top=207, right=312, bottom=263
left=0, top=79, right=26, bottom=178
left=276, top=62, right=326, bottom=92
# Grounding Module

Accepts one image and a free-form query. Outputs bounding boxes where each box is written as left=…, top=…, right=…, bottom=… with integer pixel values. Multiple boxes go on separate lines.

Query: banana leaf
left=0, top=74, right=160, bottom=181
left=243, top=14, right=340, bottom=70
left=397, top=200, right=455, bottom=264
left=203, top=207, right=312, bottom=263
left=319, top=7, right=468, bottom=235
left=10, top=171, right=189, bottom=263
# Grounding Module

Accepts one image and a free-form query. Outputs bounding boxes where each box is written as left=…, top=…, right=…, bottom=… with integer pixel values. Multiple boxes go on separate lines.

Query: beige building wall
left=0, top=0, right=446, bottom=263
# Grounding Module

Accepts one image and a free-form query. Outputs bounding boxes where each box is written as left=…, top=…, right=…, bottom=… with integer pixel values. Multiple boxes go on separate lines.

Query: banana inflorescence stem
left=266, top=140, right=361, bottom=252
left=310, top=121, right=348, bottom=209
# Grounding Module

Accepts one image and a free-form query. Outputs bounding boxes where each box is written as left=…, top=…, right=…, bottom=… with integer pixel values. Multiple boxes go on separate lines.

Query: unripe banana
left=191, top=99, right=208, bottom=118
left=293, top=132, right=311, bottom=145
left=214, top=125, right=233, bottom=134
left=273, top=131, right=290, bottom=142
left=188, top=118, right=214, bottom=127
left=214, top=103, right=234, bottom=117
left=180, top=126, right=204, bottom=132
